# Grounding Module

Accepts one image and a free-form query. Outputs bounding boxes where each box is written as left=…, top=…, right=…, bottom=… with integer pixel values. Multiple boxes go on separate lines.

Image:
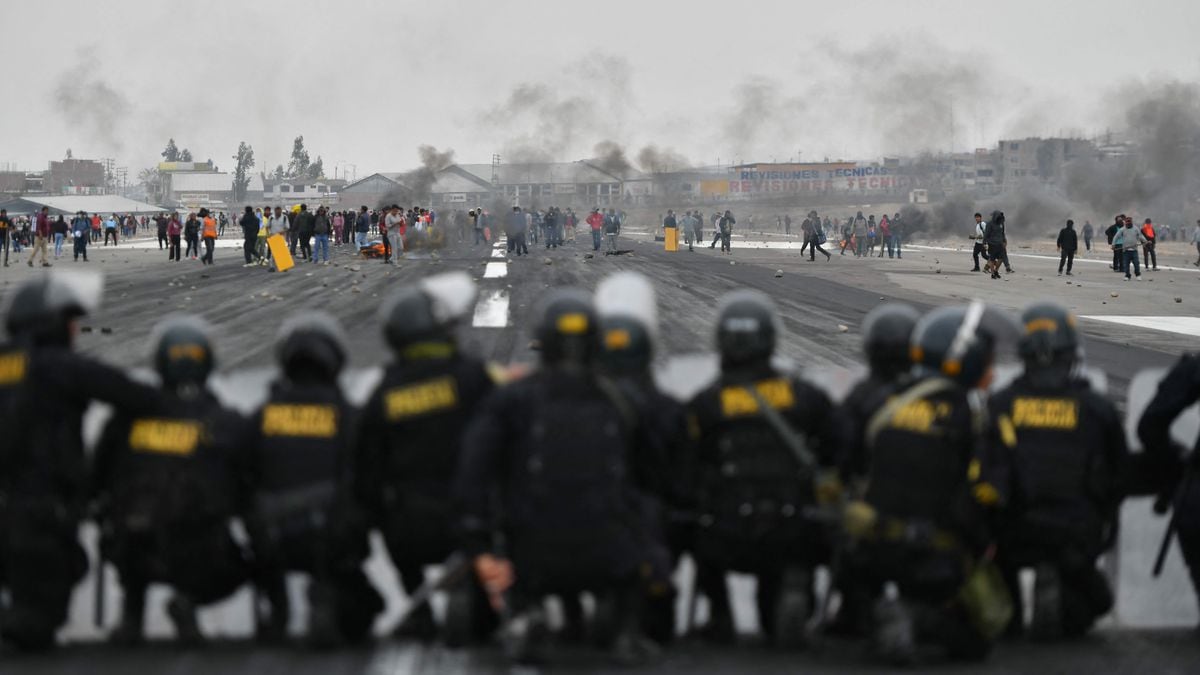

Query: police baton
left=1152, top=465, right=1193, bottom=578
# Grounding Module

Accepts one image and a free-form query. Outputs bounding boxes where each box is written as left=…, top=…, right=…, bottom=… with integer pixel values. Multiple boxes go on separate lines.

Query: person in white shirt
left=384, top=205, right=405, bottom=264
left=970, top=212, right=989, bottom=272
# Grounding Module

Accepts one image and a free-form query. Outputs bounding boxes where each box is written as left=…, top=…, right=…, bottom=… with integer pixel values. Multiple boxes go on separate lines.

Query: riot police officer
left=0, top=273, right=159, bottom=650
left=456, top=289, right=670, bottom=665
left=987, top=302, right=1126, bottom=640
left=685, top=289, right=841, bottom=648
left=1137, top=351, right=1200, bottom=625
left=842, top=302, right=1010, bottom=664
left=829, top=303, right=920, bottom=636
left=838, top=303, right=921, bottom=481
left=246, top=313, right=383, bottom=646
left=92, top=316, right=250, bottom=645
left=356, top=272, right=496, bottom=644
left=595, top=271, right=691, bottom=644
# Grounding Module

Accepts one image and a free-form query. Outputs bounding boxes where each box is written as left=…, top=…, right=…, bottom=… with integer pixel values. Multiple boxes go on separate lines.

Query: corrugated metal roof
left=0, top=195, right=166, bottom=215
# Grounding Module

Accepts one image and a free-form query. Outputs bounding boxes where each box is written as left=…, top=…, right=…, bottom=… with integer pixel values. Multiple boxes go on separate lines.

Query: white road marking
left=482, top=261, right=508, bottom=278
left=1081, top=315, right=1200, bottom=338
left=471, top=290, right=509, bottom=327
left=490, top=248, right=506, bottom=259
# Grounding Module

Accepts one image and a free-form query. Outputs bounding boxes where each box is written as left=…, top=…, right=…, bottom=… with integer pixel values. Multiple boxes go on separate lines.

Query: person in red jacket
left=27, top=206, right=51, bottom=268
left=1141, top=218, right=1158, bottom=271
left=586, top=209, right=604, bottom=251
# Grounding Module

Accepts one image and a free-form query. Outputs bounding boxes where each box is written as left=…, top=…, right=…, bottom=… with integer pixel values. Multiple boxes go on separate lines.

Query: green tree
left=180, top=148, right=193, bottom=163
left=232, top=142, right=256, bottom=203
left=287, top=135, right=310, bottom=178
left=161, top=138, right=180, bottom=162
left=307, top=156, right=324, bottom=179
left=273, top=164, right=286, bottom=180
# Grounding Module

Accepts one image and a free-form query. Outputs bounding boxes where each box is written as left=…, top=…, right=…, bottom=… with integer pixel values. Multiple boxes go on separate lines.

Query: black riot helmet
left=5, top=272, right=101, bottom=348
left=716, top=289, right=778, bottom=369
left=595, top=271, right=657, bottom=376
left=379, top=271, right=476, bottom=359
left=151, top=316, right=214, bottom=392
left=910, top=302, right=997, bottom=388
left=861, top=303, right=920, bottom=379
left=1018, top=302, right=1080, bottom=370
left=276, top=312, right=348, bottom=384
left=536, top=289, right=598, bottom=368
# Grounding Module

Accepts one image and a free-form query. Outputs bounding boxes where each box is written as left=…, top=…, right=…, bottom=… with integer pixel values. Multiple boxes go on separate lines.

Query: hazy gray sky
left=3, top=0, right=1198, bottom=175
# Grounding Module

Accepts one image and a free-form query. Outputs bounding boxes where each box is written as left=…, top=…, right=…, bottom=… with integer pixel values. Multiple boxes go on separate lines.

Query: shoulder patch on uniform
left=0, top=352, right=27, bottom=386
left=719, top=378, right=795, bottom=417
left=385, top=376, right=459, bottom=421
left=261, top=404, right=338, bottom=438
left=129, top=418, right=202, bottom=456
left=998, top=414, right=1018, bottom=447
left=1011, top=397, right=1078, bottom=430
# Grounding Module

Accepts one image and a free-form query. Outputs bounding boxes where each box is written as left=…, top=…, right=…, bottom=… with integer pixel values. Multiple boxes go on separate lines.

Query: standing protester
left=155, top=214, right=168, bottom=250
left=295, top=204, right=314, bottom=261
left=167, top=213, right=183, bottom=262
left=890, top=213, right=904, bottom=258
left=103, top=214, right=118, bottom=246
left=865, top=215, right=878, bottom=257
left=245, top=315, right=384, bottom=646
left=240, top=206, right=259, bottom=267
left=183, top=212, right=200, bottom=260
left=332, top=211, right=345, bottom=247
left=355, top=206, right=370, bottom=249
left=970, top=213, right=989, bottom=272
left=200, top=208, right=218, bottom=265
left=52, top=216, right=68, bottom=259
left=93, top=317, right=249, bottom=646
left=1056, top=219, right=1078, bottom=276
left=983, top=211, right=1009, bottom=279
left=1141, top=218, right=1158, bottom=271
left=587, top=208, right=604, bottom=251
left=357, top=274, right=498, bottom=644
left=312, top=206, right=332, bottom=265
left=0, top=275, right=160, bottom=650
left=506, top=206, right=528, bottom=257
left=1113, top=216, right=1147, bottom=280
left=988, top=303, right=1126, bottom=640
left=1082, top=221, right=1094, bottom=252
left=1105, top=215, right=1123, bottom=272
left=717, top=209, right=735, bottom=254
left=0, top=208, right=10, bottom=266
left=680, top=211, right=697, bottom=252
left=384, top=205, right=404, bottom=264
left=456, top=290, right=669, bottom=665
left=605, top=209, right=622, bottom=254
left=1193, top=219, right=1200, bottom=267
left=878, top=215, right=892, bottom=258
left=73, top=211, right=92, bottom=262
left=854, top=212, right=868, bottom=257
left=27, top=206, right=51, bottom=268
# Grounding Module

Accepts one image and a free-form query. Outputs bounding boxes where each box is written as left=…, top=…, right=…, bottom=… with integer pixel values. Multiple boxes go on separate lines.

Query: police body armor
left=251, top=379, right=359, bottom=548
left=688, top=366, right=835, bottom=569
left=363, top=352, right=494, bottom=556
left=989, top=376, right=1124, bottom=557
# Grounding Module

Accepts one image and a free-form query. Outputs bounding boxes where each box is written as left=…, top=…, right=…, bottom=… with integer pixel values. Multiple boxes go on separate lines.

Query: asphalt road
left=0, top=230, right=1196, bottom=672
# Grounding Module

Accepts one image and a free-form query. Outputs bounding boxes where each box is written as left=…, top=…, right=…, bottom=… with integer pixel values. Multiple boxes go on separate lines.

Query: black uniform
left=1137, top=353, right=1200, bottom=616
left=357, top=349, right=496, bottom=638
left=844, top=374, right=997, bottom=659
left=986, top=375, right=1125, bottom=637
left=0, top=346, right=158, bottom=649
left=456, top=369, right=670, bottom=613
left=246, top=375, right=383, bottom=644
left=685, top=364, right=839, bottom=641
left=93, top=389, right=250, bottom=642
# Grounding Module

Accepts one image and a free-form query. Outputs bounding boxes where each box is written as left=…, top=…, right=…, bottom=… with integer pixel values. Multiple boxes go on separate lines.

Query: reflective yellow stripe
left=261, top=404, right=338, bottom=438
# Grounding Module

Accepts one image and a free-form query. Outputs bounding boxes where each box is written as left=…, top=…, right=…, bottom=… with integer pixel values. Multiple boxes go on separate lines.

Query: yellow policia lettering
left=889, top=399, right=947, bottom=434
left=385, top=376, right=459, bottom=420
left=261, top=404, right=338, bottom=438
left=0, top=352, right=28, bottom=385
left=129, top=419, right=202, bottom=456
left=720, top=379, right=795, bottom=417
left=1011, top=398, right=1078, bottom=430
